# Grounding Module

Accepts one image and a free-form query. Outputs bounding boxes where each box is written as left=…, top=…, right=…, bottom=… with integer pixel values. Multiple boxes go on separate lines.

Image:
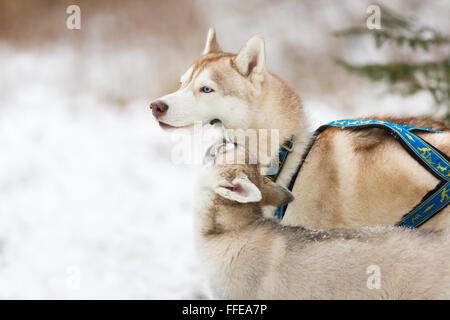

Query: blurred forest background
left=0, top=0, right=448, bottom=299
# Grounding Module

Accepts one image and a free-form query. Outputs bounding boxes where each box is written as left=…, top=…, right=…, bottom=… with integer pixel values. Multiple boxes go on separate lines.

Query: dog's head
left=150, top=28, right=266, bottom=131
left=200, top=120, right=293, bottom=207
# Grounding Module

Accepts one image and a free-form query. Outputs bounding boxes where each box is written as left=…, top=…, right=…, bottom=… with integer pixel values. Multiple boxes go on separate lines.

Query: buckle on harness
left=282, top=141, right=294, bottom=152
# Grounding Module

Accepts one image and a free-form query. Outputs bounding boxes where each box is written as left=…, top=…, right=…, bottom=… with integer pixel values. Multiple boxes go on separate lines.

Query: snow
left=0, top=45, right=434, bottom=300
left=0, top=45, right=203, bottom=299
left=0, top=0, right=445, bottom=299
left=0, top=43, right=439, bottom=299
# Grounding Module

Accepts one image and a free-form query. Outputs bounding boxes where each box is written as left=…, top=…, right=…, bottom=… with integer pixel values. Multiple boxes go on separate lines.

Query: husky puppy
left=151, top=28, right=450, bottom=230
left=195, top=121, right=450, bottom=299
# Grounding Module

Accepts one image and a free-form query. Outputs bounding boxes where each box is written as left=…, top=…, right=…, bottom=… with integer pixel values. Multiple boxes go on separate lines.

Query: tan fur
left=153, top=28, right=450, bottom=229
left=283, top=122, right=450, bottom=230
left=196, top=127, right=450, bottom=299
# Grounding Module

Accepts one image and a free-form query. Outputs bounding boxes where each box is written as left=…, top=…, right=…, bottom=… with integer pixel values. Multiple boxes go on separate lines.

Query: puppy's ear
left=233, top=35, right=265, bottom=79
left=260, top=177, right=294, bottom=207
left=214, top=174, right=262, bottom=203
left=202, top=28, right=222, bottom=54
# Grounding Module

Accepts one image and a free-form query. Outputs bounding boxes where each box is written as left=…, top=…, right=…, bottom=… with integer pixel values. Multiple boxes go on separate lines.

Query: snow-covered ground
left=0, top=45, right=204, bottom=299
left=0, top=0, right=443, bottom=297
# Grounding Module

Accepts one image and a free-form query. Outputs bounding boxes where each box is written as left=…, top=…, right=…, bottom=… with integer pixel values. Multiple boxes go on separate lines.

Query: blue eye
left=201, top=86, right=214, bottom=93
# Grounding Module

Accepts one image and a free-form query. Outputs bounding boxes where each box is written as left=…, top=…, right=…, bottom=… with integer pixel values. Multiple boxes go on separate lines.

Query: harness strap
left=266, top=140, right=294, bottom=182
left=265, top=139, right=294, bottom=220
left=281, top=119, right=450, bottom=228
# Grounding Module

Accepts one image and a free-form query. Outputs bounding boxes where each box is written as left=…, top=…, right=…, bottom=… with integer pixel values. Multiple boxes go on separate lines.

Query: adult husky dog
left=150, top=28, right=450, bottom=230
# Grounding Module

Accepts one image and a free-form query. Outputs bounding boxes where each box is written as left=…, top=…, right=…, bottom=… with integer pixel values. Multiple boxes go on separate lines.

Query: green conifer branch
left=333, top=5, right=450, bottom=122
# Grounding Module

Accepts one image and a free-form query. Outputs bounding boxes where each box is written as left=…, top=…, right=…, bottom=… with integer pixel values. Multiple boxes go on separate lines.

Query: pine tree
left=334, top=5, right=450, bottom=122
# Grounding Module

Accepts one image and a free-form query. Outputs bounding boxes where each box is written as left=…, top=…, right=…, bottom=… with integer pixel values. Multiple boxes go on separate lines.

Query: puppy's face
left=201, top=121, right=293, bottom=207
left=202, top=120, right=256, bottom=168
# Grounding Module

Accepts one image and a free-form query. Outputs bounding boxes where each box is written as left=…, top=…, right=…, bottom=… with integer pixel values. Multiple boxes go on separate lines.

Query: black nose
left=150, top=100, right=169, bottom=118
left=210, top=119, right=222, bottom=125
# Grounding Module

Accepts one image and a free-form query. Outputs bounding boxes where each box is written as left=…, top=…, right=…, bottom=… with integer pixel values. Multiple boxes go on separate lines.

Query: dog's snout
left=210, top=119, right=222, bottom=125
left=150, top=100, right=169, bottom=118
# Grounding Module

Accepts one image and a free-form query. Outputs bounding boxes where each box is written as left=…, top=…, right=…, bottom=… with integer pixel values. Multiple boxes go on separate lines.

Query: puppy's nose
left=209, top=119, right=222, bottom=125
left=150, top=100, right=169, bottom=118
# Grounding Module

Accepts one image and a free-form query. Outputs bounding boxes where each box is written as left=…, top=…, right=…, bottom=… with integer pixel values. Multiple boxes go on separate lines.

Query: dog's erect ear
left=233, top=35, right=266, bottom=78
left=260, top=177, right=294, bottom=207
left=214, top=174, right=262, bottom=203
left=202, top=28, right=222, bottom=55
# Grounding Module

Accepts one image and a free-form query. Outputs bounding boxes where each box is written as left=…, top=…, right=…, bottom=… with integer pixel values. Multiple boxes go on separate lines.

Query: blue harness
left=273, top=119, right=450, bottom=228
left=266, top=139, right=294, bottom=220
